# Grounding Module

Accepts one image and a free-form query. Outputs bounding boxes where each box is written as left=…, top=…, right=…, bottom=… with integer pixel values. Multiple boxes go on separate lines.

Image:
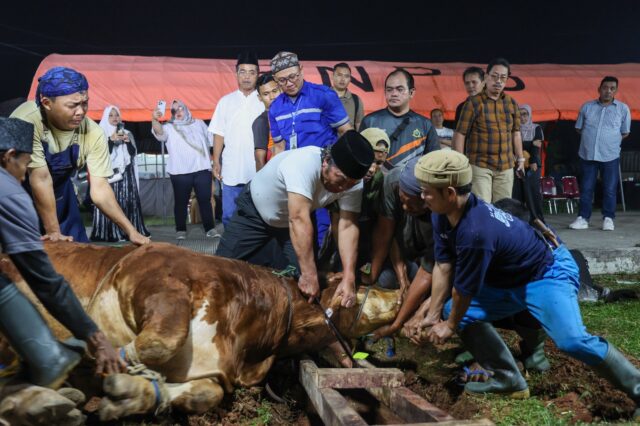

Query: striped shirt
left=268, top=81, right=349, bottom=150
left=455, top=90, right=521, bottom=171
left=576, top=99, right=631, bottom=162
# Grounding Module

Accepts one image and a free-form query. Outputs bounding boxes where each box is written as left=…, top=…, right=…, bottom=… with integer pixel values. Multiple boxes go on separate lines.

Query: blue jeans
left=578, top=158, right=619, bottom=220
left=444, top=246, right=609, bottom=366
left=222, top=183, right=246, bottom=226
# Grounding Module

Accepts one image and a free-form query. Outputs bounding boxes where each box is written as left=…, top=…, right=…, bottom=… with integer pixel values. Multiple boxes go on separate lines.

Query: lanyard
left=289, top=96, right=303, bottom=149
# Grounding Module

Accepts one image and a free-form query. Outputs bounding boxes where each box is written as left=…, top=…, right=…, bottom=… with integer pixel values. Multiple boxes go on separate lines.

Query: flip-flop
left=454, top=365, right=492, bottom=386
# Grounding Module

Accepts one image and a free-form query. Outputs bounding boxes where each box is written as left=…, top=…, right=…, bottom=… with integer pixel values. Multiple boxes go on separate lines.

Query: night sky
left=1, top=1, right=639, bottom=103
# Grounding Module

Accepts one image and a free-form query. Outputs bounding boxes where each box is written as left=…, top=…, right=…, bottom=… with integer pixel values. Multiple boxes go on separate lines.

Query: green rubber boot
left=591, top=343, right=640, bottom=421
left=459, top=322, right=529, bottom=399
left=515, top=326, right=551, bottom=373
left=0, top=284, right=81, bottom=389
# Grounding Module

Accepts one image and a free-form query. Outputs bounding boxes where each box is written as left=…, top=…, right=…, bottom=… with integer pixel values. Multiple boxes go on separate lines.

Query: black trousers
left=216, top=186, right=298, bottom=273
left=512, top=167, right=545, bottom=221
left=170, top=170, right=215, bottom=232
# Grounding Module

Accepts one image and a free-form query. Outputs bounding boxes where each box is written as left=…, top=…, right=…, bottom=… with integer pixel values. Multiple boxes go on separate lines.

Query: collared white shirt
left=209, top=90, right=264, bottom=185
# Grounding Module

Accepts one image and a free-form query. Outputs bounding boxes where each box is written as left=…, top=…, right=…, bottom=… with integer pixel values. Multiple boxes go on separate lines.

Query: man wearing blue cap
left=0, top=117, right=125, bottom=388
left=10, top=67, right=150, bottom=245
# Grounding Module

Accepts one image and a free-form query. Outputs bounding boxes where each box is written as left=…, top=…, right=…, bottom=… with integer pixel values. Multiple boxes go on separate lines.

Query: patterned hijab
left=519, top=104, right=538, bottom=142
left=35, top=67, right=89, bottom=106
left=169, top=99, right=195, bottom=126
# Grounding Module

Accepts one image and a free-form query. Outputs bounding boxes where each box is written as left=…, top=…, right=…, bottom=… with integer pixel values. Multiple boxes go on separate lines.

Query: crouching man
left=414, top=149, right=639, bottom=420
left=217, top=130, right=374, bottom=308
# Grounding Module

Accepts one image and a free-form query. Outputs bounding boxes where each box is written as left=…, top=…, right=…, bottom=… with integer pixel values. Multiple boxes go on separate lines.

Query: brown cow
left=0, top=242, right=400, bottom=421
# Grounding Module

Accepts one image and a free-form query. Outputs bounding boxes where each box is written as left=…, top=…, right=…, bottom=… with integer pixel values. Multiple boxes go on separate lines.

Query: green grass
left=252, top=401, right=273, bottom=426
left=483, top=395, right=572, bottom=426
left=581, top=300, right=640, bottom=356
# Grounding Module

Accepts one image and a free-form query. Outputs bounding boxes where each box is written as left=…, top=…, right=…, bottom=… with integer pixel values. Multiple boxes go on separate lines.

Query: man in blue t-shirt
left=412, top=150, right=639, bottom=419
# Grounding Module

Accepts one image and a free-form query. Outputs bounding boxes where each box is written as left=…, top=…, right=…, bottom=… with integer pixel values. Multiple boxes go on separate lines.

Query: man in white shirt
left=431, top=108, right=454, bottom=149
left=210, top=52, right=265, bottom=225
left=217, top=130, right=374, bottom=309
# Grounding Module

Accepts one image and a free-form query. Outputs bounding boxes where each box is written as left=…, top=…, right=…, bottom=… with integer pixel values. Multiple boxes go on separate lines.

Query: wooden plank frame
left=300, top=358, right=494, bottom=426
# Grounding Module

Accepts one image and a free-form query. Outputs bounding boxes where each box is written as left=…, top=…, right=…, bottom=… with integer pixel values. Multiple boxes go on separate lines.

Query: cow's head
left=321, top=284, right=400, bottom=339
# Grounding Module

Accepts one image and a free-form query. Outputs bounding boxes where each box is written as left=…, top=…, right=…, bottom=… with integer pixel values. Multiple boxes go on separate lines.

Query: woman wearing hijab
left=513, top=104, right=545, bottom=220
left=91, top=106, right=149, bottom=241
left=151, top=100, right=217, bottom=239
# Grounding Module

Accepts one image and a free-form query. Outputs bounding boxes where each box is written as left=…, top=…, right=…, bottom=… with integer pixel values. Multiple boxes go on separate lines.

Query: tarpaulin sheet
left=28, top=54, right=640, bottom=122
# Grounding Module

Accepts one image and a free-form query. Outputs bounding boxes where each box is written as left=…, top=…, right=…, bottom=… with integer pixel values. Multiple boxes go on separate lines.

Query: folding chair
left=561, top=176, right=580, bottom=214
left=540, top=176, right=566, bottom=214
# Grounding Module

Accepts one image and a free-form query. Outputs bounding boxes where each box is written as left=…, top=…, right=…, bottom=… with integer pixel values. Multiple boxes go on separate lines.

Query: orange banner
left=28, top=54, right=640, bottom=122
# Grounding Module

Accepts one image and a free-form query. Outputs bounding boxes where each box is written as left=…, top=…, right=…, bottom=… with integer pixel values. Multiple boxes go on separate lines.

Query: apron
left=25, top=132, right=89, bottom=243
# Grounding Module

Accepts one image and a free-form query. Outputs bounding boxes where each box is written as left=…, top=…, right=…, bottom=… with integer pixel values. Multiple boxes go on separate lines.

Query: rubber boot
left=0, top=284, right=81, bottom=389
left=591, top=344, right=640, bottom=421
left=514, top=325, right=551, bottom=373
left=459, top=322, right=530, bottom=399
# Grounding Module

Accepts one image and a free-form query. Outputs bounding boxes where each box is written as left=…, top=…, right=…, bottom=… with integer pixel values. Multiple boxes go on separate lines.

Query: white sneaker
left=602, top=217, right=615, bottom=231
left=176, top=231, right=187, bottom=240
left=205, top=229, right=221, bottom=238
left=569, top=216, right=589, bottom=230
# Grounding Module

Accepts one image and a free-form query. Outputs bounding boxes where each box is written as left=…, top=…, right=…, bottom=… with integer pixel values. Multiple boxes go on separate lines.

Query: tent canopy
left=28, top=54, right=640, bottom=122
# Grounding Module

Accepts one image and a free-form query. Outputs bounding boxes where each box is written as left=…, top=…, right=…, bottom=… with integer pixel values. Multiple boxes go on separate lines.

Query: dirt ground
left=87, top=329, right=637, bottom=425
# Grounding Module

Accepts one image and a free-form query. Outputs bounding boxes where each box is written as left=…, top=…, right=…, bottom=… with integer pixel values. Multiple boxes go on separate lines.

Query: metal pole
left=161, top=140, right=167, bottom=224
left=619, top=162, right=626, bottom=212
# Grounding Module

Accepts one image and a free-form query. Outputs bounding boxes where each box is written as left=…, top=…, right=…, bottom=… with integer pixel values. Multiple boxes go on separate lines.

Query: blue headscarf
left=399, top=157, right=422, bottom=197
left=35, top=67, right=89, bottom=106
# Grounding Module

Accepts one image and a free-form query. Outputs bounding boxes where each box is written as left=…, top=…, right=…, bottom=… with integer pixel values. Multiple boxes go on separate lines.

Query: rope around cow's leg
left=117, top=343, right=172, bottom=415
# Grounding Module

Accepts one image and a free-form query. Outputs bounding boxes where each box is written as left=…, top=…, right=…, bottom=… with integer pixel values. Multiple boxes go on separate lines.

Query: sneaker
left=569, top=216, right=589, bottom=230
left=602, top=217, right=615, bottom=231
left=176, top=231, right=187, bottom=240
left=205, top=228, right=221, bottom=238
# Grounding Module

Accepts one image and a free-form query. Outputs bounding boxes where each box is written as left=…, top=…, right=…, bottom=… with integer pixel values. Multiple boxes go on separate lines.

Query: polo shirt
left=268, top=81, right=349, bottom=150
left=455, top=90, right=521, bottom=171
left=575, top=99, right=631, bottom=162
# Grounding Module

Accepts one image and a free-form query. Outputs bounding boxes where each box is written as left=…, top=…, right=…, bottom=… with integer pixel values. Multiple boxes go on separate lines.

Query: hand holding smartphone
left=156, top=100, right=167, bottom=119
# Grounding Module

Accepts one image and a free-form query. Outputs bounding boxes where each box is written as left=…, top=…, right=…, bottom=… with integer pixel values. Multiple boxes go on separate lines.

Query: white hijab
left=99, top=105, right=132, bottom=173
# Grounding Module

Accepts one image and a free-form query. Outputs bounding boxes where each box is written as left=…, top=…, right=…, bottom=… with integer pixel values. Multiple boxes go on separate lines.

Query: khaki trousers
left=471, top=165, right=514, bottom=203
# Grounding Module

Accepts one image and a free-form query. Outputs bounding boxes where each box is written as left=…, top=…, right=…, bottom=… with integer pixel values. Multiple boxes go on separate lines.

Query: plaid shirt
left=455, top=90, right=521, bottom=171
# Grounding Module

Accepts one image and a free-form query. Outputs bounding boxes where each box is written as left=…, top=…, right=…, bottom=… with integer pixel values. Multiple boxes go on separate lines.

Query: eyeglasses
left=488, top=73, right=509, bottom=83
left=385, top=86, right=409, bottom=94
left=275, top=72, right=301, bottom=86
left=238, top=69, right=258, bottom=76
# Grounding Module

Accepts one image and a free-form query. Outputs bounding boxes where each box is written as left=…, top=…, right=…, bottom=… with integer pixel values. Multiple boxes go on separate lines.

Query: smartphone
left=157, top=100, right=166, bottom=118
left=116, top=122, right=125, bottom=135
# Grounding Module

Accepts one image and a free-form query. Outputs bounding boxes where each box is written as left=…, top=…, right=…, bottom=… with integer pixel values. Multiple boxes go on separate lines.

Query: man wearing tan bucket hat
left=411, top=150, right=640, bottom=419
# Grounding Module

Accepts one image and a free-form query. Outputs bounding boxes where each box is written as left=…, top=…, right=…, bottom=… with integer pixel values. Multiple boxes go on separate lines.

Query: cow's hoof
left=99, top=374, right=156, bottom=421
left=0, top=385, right=85, bottom=426
left=170, top=379, right=224, bottom=414
left=57, top=387, right=86, bottom=406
